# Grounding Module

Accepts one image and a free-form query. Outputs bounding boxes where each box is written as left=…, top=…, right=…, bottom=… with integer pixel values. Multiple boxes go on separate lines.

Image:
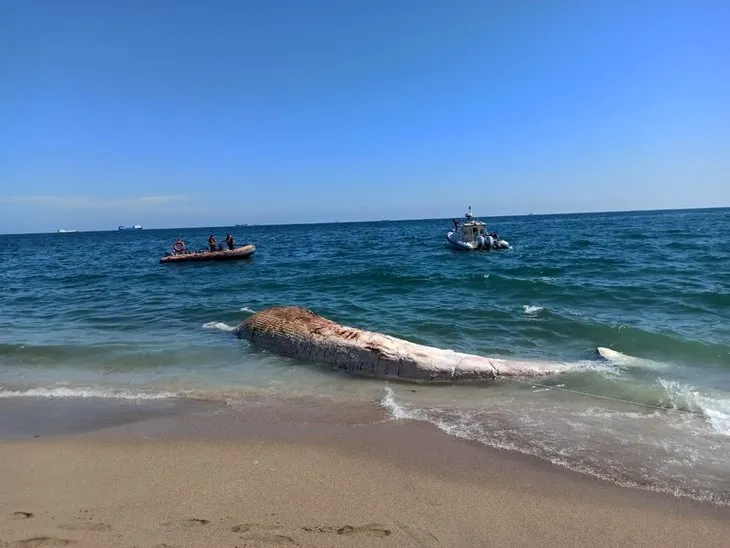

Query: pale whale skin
left=236, top=306, right=571, bottom=382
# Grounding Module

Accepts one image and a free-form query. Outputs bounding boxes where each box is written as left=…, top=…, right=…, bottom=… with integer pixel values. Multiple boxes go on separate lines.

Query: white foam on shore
left=594, top=349, right=729, bottom=433
left=0, top=386, right=178, bottom=400
left=202, top=321, right=237, bottom=332
left=381, top=385, right=419, bottom=420
left=658, top=378, right=730, bottom=436
left=380, top=384, right=730, bottom=506
left=240, top=307, right=256, bottom=313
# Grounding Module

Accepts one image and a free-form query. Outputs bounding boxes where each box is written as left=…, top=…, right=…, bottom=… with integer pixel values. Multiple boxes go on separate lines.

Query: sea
left=1, top=208, right=729, bottom=504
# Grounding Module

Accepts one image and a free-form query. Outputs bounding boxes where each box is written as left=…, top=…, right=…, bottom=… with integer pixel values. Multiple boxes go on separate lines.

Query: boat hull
left=160, top=244, right=256, bottom=264
left=446, top=232, right=475, bottom=250
left=446, top=232, right=509, bottom=251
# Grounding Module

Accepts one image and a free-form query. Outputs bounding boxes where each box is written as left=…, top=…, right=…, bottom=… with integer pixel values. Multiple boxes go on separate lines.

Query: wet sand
left=0, top=395, right=728, bottom=547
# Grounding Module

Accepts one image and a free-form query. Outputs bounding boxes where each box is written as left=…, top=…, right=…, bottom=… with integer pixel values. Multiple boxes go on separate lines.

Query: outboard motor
left=486, top=235, right=495, bottom=249
left=476, top=235, right=485, bottom=249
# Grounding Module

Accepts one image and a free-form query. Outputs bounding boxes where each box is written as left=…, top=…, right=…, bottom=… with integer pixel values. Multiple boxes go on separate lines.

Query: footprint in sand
left=8, top=538, right=75, bottom=547
left=236, top=533, right=296, bottom=545
left=163, top=518, right=209, bottom=528
left=299, top=523, right=392, bottom=537
left=11, top=512, right=34, bottom=520
left=337, top=523, right=392, bottom=537
left=300, top=526, right=333, bottom=534
left=231, top=524, right=279, bottom=533
left=230, top=524, right=297, bottom=545
left=57, top=523, right=112, bottom=533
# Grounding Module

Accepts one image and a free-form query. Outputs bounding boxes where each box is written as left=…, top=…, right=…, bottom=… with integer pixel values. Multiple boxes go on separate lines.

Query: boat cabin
left=457, top=220, right=488, bottom=244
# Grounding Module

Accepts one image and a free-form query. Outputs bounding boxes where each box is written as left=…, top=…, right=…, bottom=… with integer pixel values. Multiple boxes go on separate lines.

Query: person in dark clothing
left=208, top=234, right=217, bottom=252
left=225, top=233, right=235, bottom=250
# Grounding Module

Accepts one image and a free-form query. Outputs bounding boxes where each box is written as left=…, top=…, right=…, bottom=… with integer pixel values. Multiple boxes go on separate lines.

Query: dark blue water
left=1, top=208, right=729, bottom=503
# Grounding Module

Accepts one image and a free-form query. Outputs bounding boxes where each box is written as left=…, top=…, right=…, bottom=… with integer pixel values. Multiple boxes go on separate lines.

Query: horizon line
left=1, top=205, right=727, bottom=236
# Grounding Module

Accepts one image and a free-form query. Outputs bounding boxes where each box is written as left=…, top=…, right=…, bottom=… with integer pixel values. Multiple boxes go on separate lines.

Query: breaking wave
left=380, top=384, right=730, bottom=506
left=0, top=385, right=178, bottom=400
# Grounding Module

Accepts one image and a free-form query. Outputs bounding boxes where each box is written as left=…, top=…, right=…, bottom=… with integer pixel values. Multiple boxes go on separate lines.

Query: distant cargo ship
left=118, top=224, right=143, bottom=231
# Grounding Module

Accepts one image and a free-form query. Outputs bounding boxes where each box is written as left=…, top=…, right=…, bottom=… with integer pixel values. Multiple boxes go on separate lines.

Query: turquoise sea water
left=1, top=208, right=729, bottom=503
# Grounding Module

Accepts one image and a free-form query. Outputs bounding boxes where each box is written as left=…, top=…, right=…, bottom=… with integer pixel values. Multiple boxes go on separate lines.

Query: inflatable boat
left=446, top=207, right=510, bottom=251
left=160, top=244, right=256, bottom=264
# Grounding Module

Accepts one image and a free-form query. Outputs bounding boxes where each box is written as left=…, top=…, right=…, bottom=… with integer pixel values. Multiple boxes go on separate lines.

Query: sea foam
left=202, top=321, right=237, bottom=332
left=380, top=384, right=730, bottom=506
left=0, top=386, right=177, bottom=400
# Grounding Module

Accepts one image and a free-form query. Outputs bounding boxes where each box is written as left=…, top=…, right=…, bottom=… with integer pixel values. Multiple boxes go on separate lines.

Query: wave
left=523, top=305, right=544, bottom=315
left=0, top=386, right=178, bottom=400
left=541, top=313, right=730, bottom=368
left=0, top=342, right=125, bottom=363
left=502, top=265, right=566, bottom=278
left=478, top=272, right=558, bottom=292
left=380, top=385, right=730, bottom=506
left=657, top=379, right=730, bottom=436
left=308, top=269, right=436, bottom=288
left=524, top=349, right=730, bottom=431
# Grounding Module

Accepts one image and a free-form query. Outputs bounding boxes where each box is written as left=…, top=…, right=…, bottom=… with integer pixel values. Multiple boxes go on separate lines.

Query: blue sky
left=1, top=0, right=728, bottom=232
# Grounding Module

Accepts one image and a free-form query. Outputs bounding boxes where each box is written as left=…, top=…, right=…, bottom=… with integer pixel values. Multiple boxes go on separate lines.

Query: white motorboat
left=446, top=206, right=510, bottom=251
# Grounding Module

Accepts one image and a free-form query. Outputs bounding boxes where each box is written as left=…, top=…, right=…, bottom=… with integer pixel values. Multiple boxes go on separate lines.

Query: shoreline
left=1, top=395, right=729, bottom=546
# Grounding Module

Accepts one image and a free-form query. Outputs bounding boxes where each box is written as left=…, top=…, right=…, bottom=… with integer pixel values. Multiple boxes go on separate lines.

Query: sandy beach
left=1, top=396, right=728, bottom=548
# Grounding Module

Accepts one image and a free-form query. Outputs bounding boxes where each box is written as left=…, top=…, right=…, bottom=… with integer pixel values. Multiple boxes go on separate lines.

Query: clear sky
left=1, top=0, right=729, bottom=232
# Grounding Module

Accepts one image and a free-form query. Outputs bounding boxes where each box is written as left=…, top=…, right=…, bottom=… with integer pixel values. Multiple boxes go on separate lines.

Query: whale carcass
left=236, top=306, right=570, bottom=382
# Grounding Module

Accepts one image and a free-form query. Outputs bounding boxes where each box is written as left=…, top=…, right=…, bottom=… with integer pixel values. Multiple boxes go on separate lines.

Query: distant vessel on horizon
left=57, top=228, right=78, bottom=233
left=118, top=224, right=143, bottom=231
